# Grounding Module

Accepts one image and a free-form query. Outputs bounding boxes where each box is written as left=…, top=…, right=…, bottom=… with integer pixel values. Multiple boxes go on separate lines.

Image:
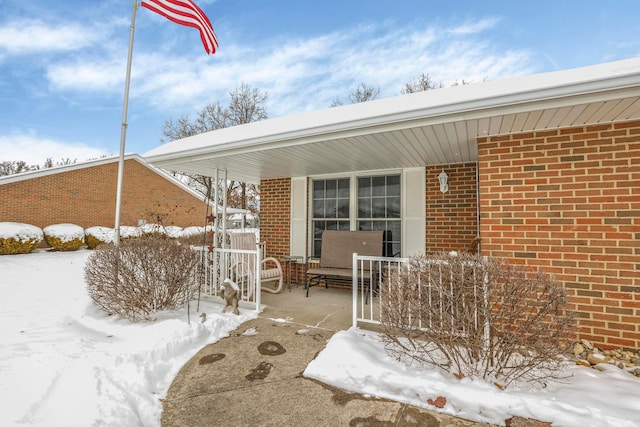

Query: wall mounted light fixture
left=438, top=169, right=448, bottom=193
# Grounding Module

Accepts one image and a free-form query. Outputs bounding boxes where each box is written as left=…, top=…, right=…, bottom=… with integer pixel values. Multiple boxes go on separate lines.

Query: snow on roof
left=144, top=57, right=640, bottom=160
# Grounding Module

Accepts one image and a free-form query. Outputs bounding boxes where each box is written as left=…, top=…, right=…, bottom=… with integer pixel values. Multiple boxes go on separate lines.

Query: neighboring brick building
left=146, top=58, right=640, bottom=348
left=0, top=154, right=210, bottom=229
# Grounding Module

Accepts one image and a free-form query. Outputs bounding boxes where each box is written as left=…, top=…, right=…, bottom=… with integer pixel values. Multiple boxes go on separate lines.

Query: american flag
left=141, top=0, right=218, bottom=54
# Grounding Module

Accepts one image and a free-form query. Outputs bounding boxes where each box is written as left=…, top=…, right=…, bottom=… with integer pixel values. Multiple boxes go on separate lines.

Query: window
left=311, top=173, right=401, bottom=257
left=311, top=178, right=350, bottom=257
left=357, top=175, right=401, bottom=257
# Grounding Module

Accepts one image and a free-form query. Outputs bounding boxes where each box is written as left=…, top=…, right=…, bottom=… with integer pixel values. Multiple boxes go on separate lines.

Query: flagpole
left=114, top=0, right=139, bottom=246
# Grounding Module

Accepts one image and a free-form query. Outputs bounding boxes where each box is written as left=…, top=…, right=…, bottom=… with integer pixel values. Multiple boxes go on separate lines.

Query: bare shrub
left=85, top=237, right=200, bottom=321
left=380, top=253, right=575, bottom=388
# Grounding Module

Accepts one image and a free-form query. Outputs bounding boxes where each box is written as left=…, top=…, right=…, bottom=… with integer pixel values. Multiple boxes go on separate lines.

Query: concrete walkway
left=161, top=286, right=494, bottom=427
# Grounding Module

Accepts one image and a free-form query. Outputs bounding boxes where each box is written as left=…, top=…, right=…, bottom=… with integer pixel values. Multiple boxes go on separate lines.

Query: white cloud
left=46, top=58, right=125, bottom=93
left=0, top=131, right=111, bottom=166
left=0, top=20, right=100, bottom=54
left=448, top=16, right=501, bottom=35
left=117, top=18, right=535, bottom=119
left=29, top=15, right=536, bottom=126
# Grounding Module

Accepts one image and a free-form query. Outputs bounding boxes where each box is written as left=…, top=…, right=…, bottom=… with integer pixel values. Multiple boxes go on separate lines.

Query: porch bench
left=305, top=230, right=383, bottom=297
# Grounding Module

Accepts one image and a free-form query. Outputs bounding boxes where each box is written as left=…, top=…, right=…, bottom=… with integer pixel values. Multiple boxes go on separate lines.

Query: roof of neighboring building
left=144, top=57, right=640, bottom=183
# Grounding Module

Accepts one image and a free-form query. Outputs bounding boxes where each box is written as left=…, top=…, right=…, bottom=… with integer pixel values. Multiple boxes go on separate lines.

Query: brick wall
left=259, top=177, right=291, bottom=259
left=478, top=120, right=640, bottom=349
left=0, top=159, right=209, bottom=229
left=426, top=163, right=479, bottom=254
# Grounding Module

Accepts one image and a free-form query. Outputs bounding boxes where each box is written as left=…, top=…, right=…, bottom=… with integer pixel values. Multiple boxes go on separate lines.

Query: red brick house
left=0, top=154, right=211, bottom=230
left=145, top=58, right=640, bottom=349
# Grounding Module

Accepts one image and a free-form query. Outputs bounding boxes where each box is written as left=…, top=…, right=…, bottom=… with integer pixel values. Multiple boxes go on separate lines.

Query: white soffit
left=145, top=57, right=640, bottom=182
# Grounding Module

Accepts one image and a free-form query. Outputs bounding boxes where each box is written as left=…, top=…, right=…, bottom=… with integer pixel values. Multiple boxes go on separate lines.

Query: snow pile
left=120, top=225, right=141, bottom=238
left=181, top=225, right=208, bottom=237
left=164, top=225, right=183, bottom=238
left=0, top=222, right=43, bottom=241
left=305, top=329, right=640, bottom=426
left=43, top=223, right=84, bottom=242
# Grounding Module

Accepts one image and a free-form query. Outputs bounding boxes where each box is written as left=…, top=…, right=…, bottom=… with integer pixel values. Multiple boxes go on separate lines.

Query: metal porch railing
left=192, top=245, right=262, bottom=311
left=352, top=253, right=490, bottom=343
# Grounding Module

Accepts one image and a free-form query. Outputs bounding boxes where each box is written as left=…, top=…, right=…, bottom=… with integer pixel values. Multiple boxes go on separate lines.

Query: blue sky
left=1, top=0, right=639, bottom=165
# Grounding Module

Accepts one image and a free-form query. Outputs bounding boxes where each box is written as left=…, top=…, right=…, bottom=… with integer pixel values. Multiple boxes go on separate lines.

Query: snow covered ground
left=1, top=248, right=639, bottom=426
left=0, top=249, right=255, bottom=426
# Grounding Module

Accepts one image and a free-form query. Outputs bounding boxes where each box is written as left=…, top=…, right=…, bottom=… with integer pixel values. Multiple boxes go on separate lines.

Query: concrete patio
left=161, top=285, right=493, bottom=426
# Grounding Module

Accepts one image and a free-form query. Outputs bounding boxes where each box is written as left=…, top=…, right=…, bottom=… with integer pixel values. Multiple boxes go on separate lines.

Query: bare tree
left=0, top=160, right=35, bottom=176
left=162, top=82, right=266, bottom=211
left=0, top=158, right=78, bottom=177
left=401, top=73, right=443, bottom=94
left=331, top=82, right=380, bottom=107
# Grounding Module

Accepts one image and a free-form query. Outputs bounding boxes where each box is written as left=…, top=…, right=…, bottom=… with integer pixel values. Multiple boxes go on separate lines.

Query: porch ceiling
left=144, top=58, right=640, bottom=184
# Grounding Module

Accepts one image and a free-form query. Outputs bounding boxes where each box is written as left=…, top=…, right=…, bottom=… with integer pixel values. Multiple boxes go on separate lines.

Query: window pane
left=387, top=196, right=400, bottom=218
left=313, top=200, right=324, bottom=217
left=372, top=198, right=385, bottom=218
left=358, top=177, right=370, bottom=197
left=313, top=222, right=325, bottom=238
left=338, top=178, right=350, bottom=197
left=387, top=175, right=400, bottom=196
left=338, top=198, right=349, bottom=218
left=390, top=242, right=401, bottom=258
left=358, top=198, right=371, bottom=218
left=325, top=199, right=336, bottom=218
left=325, top=180, right=336, bottom=198
left=313, top=178, right=351, bottom=221
left=388, top=220, right=401, bottom=237
left=372, top=176, right=386, bottom=196
left=313, top=180, right=324, bottom=199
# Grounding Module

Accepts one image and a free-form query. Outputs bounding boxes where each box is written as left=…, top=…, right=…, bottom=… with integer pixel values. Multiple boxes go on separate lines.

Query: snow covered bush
left=85, top=226, right=141, bottom=249
left=84, top=237, right=200, bottom=321
left=164, top=225, right=183, bottom=239
left=138, top=223, right=165, bottom=238
left=85, top=226, right=114, bottom=249
left=380, top=252, right=575, bottom=388
left=43, top=223, right=85, bottom=251
left=0, top=222, right=43, bottom=255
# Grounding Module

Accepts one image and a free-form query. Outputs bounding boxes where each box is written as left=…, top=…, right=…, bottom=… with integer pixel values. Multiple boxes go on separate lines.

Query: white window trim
left=304, top=167, right=416, bottom=256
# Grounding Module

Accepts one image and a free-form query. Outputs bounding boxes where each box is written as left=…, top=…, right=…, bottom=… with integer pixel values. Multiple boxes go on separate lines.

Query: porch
left=149, top=58, right=640, bottom=348
left=260, top=285, right=353, bottom=331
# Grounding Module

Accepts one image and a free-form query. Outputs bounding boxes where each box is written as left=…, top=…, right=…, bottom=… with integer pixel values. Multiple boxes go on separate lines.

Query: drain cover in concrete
left=257, top=340, right=286, bottom=356
left=199, top=353, right=226, bottom=365
left=246, top=361, right=274, bottom=381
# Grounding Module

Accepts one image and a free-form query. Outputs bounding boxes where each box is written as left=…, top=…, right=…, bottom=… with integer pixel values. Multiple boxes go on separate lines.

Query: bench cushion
left=318, top=230, right=383, bottom=269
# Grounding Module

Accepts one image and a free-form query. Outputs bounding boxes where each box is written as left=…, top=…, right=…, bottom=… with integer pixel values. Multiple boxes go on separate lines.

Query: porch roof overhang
left=144, top=57, right=640, bottom=184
